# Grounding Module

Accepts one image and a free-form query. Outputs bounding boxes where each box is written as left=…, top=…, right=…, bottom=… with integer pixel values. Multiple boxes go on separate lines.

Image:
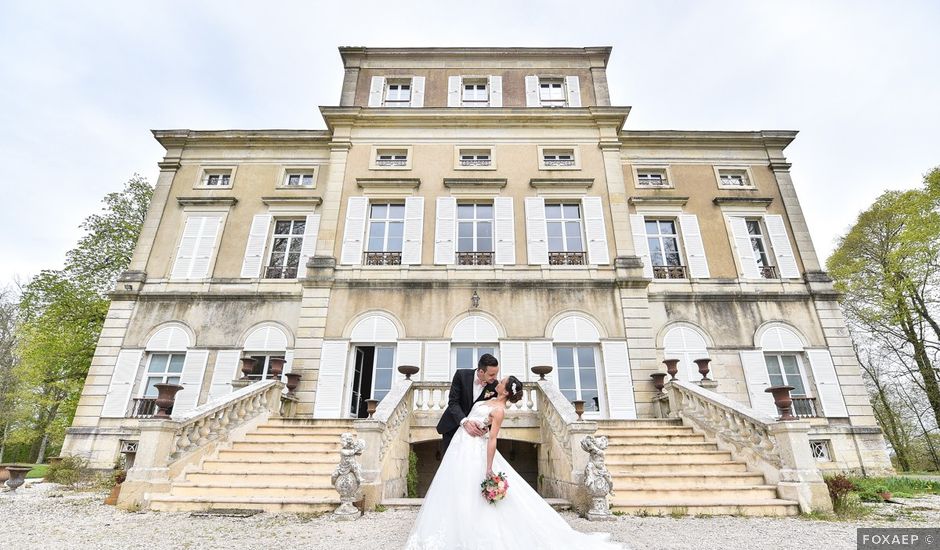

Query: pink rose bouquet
left=481, top=471, right=508, bottom=504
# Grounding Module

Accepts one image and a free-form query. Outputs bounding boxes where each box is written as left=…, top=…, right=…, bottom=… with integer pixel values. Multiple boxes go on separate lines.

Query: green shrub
left=45, top=456, right=94, bottom=487
left=825, top=474, right=856, bottom=511
left=406, top=450, right=419, bottom=498
left=849, top=476, right=940, bottom=500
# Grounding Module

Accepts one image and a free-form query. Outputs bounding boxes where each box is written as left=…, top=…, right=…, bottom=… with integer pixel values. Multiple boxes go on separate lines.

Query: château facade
left=62, top=46, right=892, bottom=515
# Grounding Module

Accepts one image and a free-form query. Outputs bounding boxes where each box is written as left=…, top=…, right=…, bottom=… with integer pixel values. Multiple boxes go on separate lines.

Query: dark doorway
left=349, top=346, right=375, bottom=418
left=411, top=439, right=539, bottom=497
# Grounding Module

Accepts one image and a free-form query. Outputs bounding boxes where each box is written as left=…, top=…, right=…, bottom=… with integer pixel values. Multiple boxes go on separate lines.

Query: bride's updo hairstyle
left=506, top=376, right=524, bottom=404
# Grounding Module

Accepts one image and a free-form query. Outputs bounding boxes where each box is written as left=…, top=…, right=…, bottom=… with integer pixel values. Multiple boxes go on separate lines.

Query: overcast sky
left=1, top=0, right=938, bottom=288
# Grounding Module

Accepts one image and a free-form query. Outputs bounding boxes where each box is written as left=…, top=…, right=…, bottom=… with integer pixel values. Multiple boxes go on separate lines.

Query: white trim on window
left=632, top=165, right=674, bottom=189
left=714, top=166, right=756, bottom=190
left=369, top=146, right=413, bottom=170
left=454, top=146, right=496, bottom=170
left=277, top=165, right=319, bottom=189
left=194, top=166, right=237, bottom=190
left=537, top=145, right=581, bottom=170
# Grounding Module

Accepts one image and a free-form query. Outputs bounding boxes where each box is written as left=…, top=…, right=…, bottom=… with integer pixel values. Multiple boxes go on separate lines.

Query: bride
left=404, top=375, right=627, bottom=550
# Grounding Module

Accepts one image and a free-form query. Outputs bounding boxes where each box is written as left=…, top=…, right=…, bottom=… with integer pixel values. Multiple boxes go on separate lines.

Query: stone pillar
left=129, top=142, right=183, bottom=272
left=598, top=138, right=634, bottom=258
left=768, top=421, right=833, bottom=513
left=350, top=419, right=384, bottom=510
left=117, top=419, right=179, bottom=509
left=614, top=257, right=658, bottom=419
left=766, top=156, right=821, bottom=273
left=295, top=257, right=335, bottom=415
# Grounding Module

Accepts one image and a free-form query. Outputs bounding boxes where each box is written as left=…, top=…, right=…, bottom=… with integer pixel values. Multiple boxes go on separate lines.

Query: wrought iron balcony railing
left=264, top=265, right=298, bottom=279
left=549, top=252, right=586, bottom=265
left=791, top=397, right=819, bottom=418
left=364, top=251, right=403, bottom=265
left=129, top=397, right=157, bottom=418
left=459, top=158, right=492, bottom=167
left=760, top=265, right=779, bottom=279
left=457, top=252, right=494, bottom=266
left=653, top=265, right=688, bottom=279
left=543, top=159, right=575, bottom=167
left=375, top=158, right=407, bottom=167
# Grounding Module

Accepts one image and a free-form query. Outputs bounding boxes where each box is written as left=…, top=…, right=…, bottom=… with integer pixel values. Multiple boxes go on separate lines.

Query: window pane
left=387, top=221, right=403, bottom=240
left=765, top=355, right=781, bottom=376
left=661, top=220, right=676, bottom=235
left=275, top=221, right=292, bottom=234
left=545, top=204, right=561, bottom=219
left=376, top=347, right=395, bottom=367
left=288, top=174, right=300, bottom=186
left=286, top=253, right=300, bottom=268
left=769, top=373, right=785, bottom=387
left=144, top=377, right=160, bottom=397
left=457, top=237, right=474, bottom=252
left=167, top=354, right=185, bottom=373
left=556, top=347, right=574, bottom=368
left=478, top=347, right=495, bottom=360
left=166, top=376, right=181, bottom=386
left=458, top=222, right=473, bottom=239
left=289, top=238, right=303, bottom=254
left=272, top=238, right=288, bottom=253
left=477, top=205, right=493, bottom=219
left=456, top=347, right=473, bottom=370
left=565, top=222, right=582, bottom=250
left=563, top=204, right=580, bottom=219
left=269, top=252, right=284, bottom=267
left=388, top=205, right=405, bottom=220
left=371, top=204, right=387, bottom=219
left=291, top=221, right=305, bottom=235
left=457, top=204, right=475, bottom=219
left=746, top=220, right=762, bottom=236
left=548, top=236, right=565, bottom=252
left=477, top=221, right=492, bottom=239
left=583, top=389, right=600, bottom=412
left=645, top=221, right=660, bottom=235
left=577, top=347, right=596, bottom=368
left=648, top=238, right=664, bottom=266
left=148, top=354, right=169, bottom=373
left=558, top=367, right=576, bottom=391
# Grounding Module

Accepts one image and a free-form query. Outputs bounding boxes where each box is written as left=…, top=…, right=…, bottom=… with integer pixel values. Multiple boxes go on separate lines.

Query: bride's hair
left=506, top=376, right=524, bottom=404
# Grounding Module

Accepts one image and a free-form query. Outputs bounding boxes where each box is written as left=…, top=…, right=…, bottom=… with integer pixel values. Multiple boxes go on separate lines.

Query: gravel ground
left=3, top=481, right=939, bottom=550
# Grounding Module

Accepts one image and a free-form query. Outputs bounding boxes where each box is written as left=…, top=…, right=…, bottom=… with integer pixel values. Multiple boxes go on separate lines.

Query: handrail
left=410, top=380, right=539, bottom=412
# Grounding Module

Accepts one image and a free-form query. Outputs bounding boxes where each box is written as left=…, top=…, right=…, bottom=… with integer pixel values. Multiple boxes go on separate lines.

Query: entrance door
left=349, top=345, right=396, bottom=418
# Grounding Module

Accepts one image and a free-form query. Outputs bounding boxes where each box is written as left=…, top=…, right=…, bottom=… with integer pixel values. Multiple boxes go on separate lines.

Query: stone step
left=186, top=472, right=333, bottom=485
left=606, top=450, right=733, bottom=463
left=169, top=483, right=336, bottom=498
left=201, top=459, right=337, bottom=474
left=613, top=486, right=780, bottom=502
left=606, top=442, right=717, bottom=452
left=253, top=425, right=352, bottom=436
left=609, top=499, right=800, bottom=517
left=610, top=472, right=768, bottom=488
left=149, top=494, right=339, bottom=513
left=608, top=461, right=750, bottom=474
left=603, top=434, right=706, bottom=444
left=215, top=449, right=337, bottom=462
left=229, top=441, right=340, bottom=452
left=598, top=425, right=694, bottom=433
left=596, top=419, right=684, bottom=427
left=381, top=497, right=572, bottom=511
left=242, top=433, right=344, bottom=443
left=260, top=419, right=355, bottom=429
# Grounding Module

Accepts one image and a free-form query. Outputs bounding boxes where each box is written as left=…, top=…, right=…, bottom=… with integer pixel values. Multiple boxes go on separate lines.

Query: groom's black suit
left=436, top=369, right=497, bottom=456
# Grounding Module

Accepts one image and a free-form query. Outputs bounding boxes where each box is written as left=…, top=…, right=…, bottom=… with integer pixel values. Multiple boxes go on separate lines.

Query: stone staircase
left=598, top=419, right=800, bottom=516
left=149, top=419, right=354, bottom=512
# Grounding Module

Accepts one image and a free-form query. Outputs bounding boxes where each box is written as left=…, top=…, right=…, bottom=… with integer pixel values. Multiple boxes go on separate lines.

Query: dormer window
left=370, top=146, right=413, bottom=170
left=384, top=80, right=412, bottom=107
left=462, top=80, right=488, bottom=106
left=538, top=79, right=566, bottom=107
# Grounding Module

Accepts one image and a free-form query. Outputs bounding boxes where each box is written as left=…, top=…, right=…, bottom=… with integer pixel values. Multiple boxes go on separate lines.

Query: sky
left=1, top=0, right=938, bottom=289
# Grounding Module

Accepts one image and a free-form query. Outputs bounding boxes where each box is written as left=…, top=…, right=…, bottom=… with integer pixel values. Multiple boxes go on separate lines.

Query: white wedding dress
left=404, top=401, right=627, bottom=550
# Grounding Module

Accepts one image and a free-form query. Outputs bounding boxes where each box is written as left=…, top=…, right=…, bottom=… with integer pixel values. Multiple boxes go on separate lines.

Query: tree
left=0, top=288, right=18, bottom=462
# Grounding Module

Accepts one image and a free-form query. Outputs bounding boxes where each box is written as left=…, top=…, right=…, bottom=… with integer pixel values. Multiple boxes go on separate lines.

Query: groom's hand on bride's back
left=463, top=421, right=486, bottom=437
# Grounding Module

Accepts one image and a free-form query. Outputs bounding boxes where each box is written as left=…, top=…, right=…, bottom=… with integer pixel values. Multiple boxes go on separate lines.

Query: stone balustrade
left=535, top=379, right=597, bottom=508
left=411, top=381, right=539, bottom=412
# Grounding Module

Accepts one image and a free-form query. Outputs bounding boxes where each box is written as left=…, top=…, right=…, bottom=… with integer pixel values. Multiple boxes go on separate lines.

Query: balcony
left=457, top=252, right=493, bottom=266
left=364, top=251, right=402, bottom=266
left=543, top=159, right=575, bottom=167
left=129, top=398, right=157, bottom=418
left=459, top=158, right=492, bottom=167
left=375, top=158, right=407, bottom=167
left=760, top=265, right=779, bottom=279
left=791, top=397, right=820, bottom=418
left=653, top=265, right=688, bottom=279
left=264, top=266, right=298, bottom=279
left=549, top=252, right=586, bottom=265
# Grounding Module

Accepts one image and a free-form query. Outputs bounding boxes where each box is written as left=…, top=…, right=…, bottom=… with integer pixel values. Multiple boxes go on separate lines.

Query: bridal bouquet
left=481, top=472, right=508, bottom=504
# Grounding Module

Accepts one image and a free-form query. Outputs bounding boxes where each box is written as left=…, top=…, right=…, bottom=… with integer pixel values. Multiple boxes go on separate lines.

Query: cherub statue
left=332, top=432, right=366, bottom=520
left=581, top=435, right=614, bottom=520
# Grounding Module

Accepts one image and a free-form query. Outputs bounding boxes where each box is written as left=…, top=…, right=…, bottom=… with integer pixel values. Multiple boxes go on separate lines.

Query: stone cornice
left=529, top=178, right=594, bottom=190
left=443, top=178, right=507, bottom=189
left=357, top=178, right=422, bottom=189
left=620, top=130, right=797, bottom=150
left=176, top=197, right=238, bottom=207
left=339, top=46, right=612, bottom=67
left=152, top=129, right=332, bottom=149
left=628, top=196, right=689, bottom=207
left=260, top=196, right=323, bottom=207
left=319, top=106, right=630, bottom=132
left=712, top=196, right=774, bottom=207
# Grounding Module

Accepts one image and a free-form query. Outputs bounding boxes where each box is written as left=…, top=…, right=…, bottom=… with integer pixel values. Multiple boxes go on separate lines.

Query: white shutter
left=679, top=214, right=710, bottom=278
left=488, top=75, right=502, bottom=107
left=499, top=341, right=526, bottom=381
left=172, top=215, right=223, bottom=280
left=527, top=341, right=555, bottom=384
left=565, top=76, right=581, bottom=107
left=602, top=341, right=637, bottom=420
left=340, top=197, right=368, bottom=265
left=582, top=196, right=609, bottom=265
left=147, top=326, right=190, bottom=351
left=401, top=197, right=424, bottom=265
left=525, top=197, right=548, bottom=265
left=410, top=76, right=425, bottom=107
left=172, top=350, right=209, bottom=417
left=280, top=350, right=294, bottom=394
left=298, top=214, right=321, bottom=277
left=729, top=216, right=761, bottom=279
left=629, top=215, right=653, bottom=278
left=764, top=214, right=799, bottom=279
left=240, top=214, right=271, bottom=278
left=313, top=340, right=349, bottom=418
left=101, top=350, right=143, bottom=418
left=207, top=350, right=241, bottom=402
left=806, top=349, right=849, bottom=418
left=525, top=76, right=540, bottom=107
left=494, top=197, right=515, bottom=265
left=740, top=350, right=778, bottom=417
left=423, top=341, right=451, bottom=381
left=663, top=326, right=708, bottom=383
left=447, top=76, right=460, bottom=107
left=395, top=341, right=422, bottom=385
left=434, top=197, right=457, bottom=265
left=368, top=76, right=385, bottom=107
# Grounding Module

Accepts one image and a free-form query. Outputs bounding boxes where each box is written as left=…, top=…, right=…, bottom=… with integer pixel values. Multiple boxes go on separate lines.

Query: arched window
left=451, top=315, right=500, bottom=375
left=662, top=324, right=710, bottom=382
left=241, top=325, right=289, bottom=381
left=140, top=325, right=192, bottom=398
left=348, top=314, right=401, bottom=417
left=551, top=315, right=603, bottom=415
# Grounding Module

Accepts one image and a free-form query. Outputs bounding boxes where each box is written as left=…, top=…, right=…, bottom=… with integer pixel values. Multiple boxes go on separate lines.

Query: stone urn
left=693, top=358, right=712, bottom=381
left=765, top=385, right=796, bottom=420
left=365, top=399, right=380, bottom=418
left=0, top=465, right=10, bottom=483
left=650, top=372, right=667, bottom=394
left=240, top=356, right=257, bottom=379
left=662, top=359, right=680, bottom=380
left=531, top=365, right=553, bottom=381
left=284, top=372, right=302, bottom=395
left=397, top=365, right=420, bottom=380
left=572, top=400, right=585, bottom=421
left=268, top=357, right=286, bottom=378
left=4, top=465, right=32, bottom=492
left=153, top=383, right=184, bottom=418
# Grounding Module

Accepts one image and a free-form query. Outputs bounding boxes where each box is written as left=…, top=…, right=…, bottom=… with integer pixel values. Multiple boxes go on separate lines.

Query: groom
left=436, top=353, right=500, bottom=455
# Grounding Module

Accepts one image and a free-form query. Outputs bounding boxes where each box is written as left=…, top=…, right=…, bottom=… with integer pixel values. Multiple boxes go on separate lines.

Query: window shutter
left=447, top=76, right=461, bottom=107
left=340, top=197, right=368, bottom=265
left=172, top=350, right=209, bottom=417
left=663, top=326, right=708, bottom=383
left=565, top=76, right=581, bottom=107
left=396, top=341, right=422, bottom=386
left=101, top=350, right=143, bottom=418
left=422, top=341, right=451, bottom=381
left=298, top=213, right=321, bottom=277
left=494, top=197, right=515, bottom=265
left=527, top=341, right=555, bottom=384
left=488, top=75, right=502, bottom=107
left=172, top=215, right=223, bottom=280
left=368, top=76, right=385, bottom=107
left=806, top=349, right=849, bottom=418
left=434, top=197, right=457, bottom=265
left=581, top=196, right=610, bottom=265
left=525, top=76, right=540, bottom=107
left=740, top=350, right=778, bottom=417
left=629, top=215, right=653, bottom=278
left=524, top=197, right=549, bottom=265
left=402, top=197, right=424, bottom=265
left=679, top=214, right=710, bottom=278
left=764, top=214, right=799, bottom=278
left=207, top=350, right=241, bottom=402
left=602, top=340, right=637, bottom=419
left=240, top=214, right=271, bottom=278
left=728, top=216, right=761, bottom=279
left=499, top=341, right=527, bottom=382
left=410, top=76, right=425, bottom=108
left=313, top=340, right=349, bottom=418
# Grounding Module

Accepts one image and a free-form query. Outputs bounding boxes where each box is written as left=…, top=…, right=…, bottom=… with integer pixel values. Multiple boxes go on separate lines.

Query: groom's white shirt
left=459, top=374, right=485, bottom=428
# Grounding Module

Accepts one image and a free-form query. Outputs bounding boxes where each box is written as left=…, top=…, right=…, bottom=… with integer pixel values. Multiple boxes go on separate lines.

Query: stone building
left=62, top=46, right=892, bottom=515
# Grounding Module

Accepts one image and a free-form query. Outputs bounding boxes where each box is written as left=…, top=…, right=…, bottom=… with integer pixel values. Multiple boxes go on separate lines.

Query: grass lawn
left=26, top=464, right=48, bottom=479
left=847, top=475, right=940, bottom=501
